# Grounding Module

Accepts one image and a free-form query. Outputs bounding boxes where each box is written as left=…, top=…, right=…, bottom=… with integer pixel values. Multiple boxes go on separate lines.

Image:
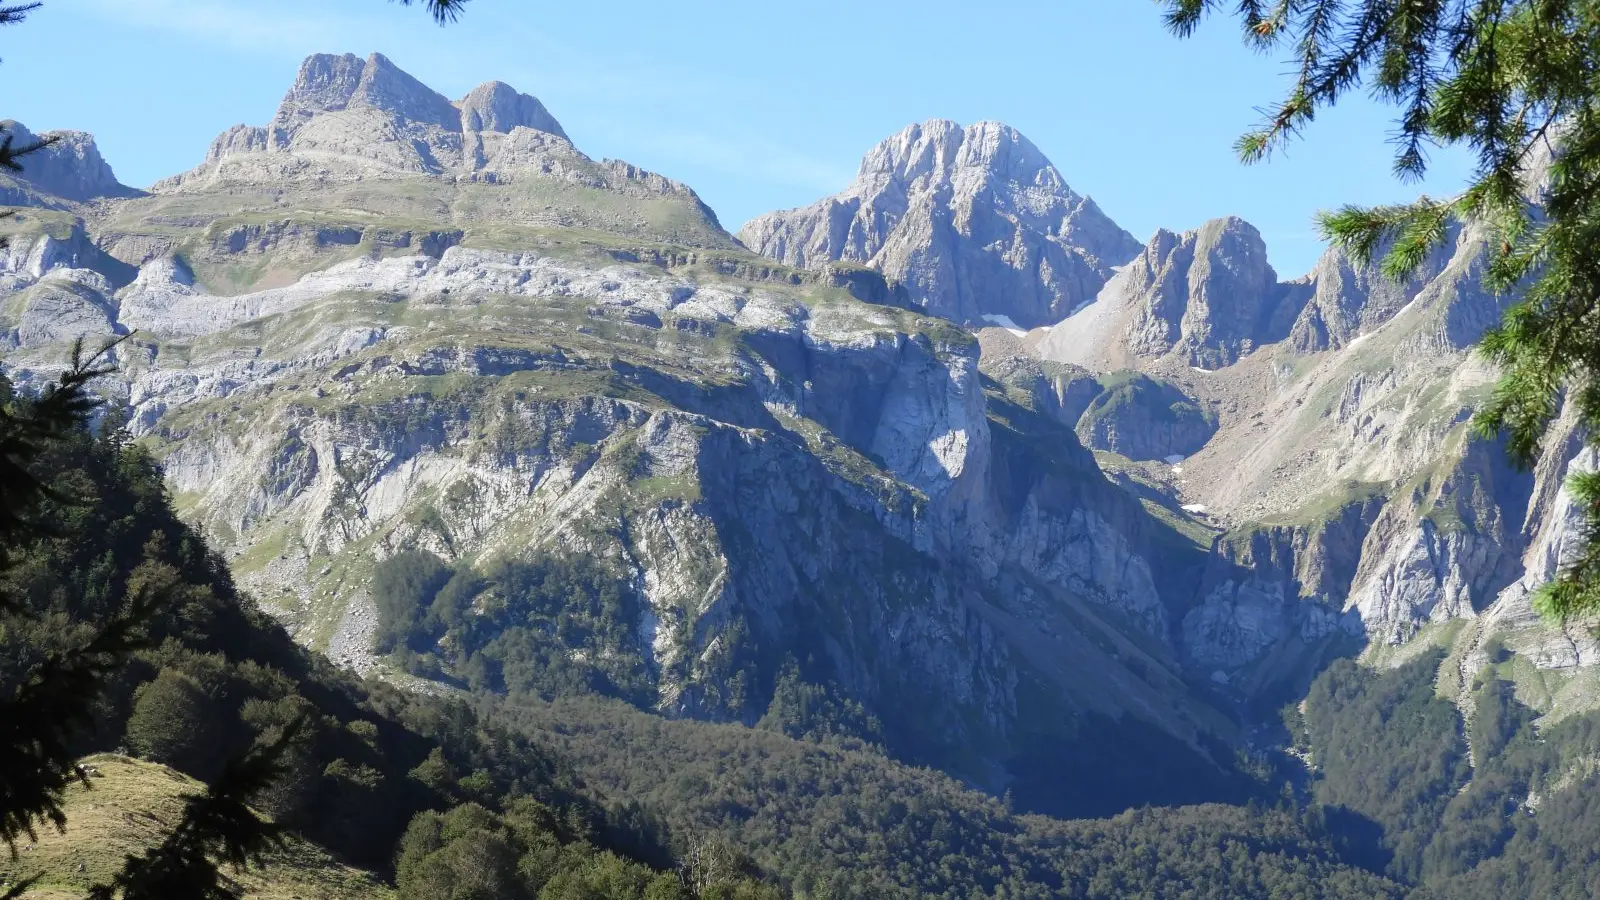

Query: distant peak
left=0, top=119, right=136, bottom=203
left=457, top=81, right=567, bottom=139
left=1193, top=216, right=1267, bottom=253
left=276, top=53, right=567, bottom=141
left=283, top=53, right=367, bottom=117
left=278, top=51, right=456, bottom=129
left=858, top=118, right=1062, bottom=193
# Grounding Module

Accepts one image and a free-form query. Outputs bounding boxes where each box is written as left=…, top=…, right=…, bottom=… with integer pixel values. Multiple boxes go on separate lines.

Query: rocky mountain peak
left=1038, top=215, right=1301, bottom=369
left=168, top=51, right=616, bottom=194
left=457, top=80, right=567, bottom=138
left=0, top=120, right=137, bottom=206
left=278, top=52, right=368, bottom=119
left=856, top=119, right=1059, bottom=194
left=1171, top=216, right=1292, bottom=367
left=739, top=119, right=1140, bottom=328
left=275, top=52, right=462, bottom=132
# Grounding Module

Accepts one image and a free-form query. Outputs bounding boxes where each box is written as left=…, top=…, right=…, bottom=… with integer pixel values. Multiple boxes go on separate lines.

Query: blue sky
left=6, top=0, right=1474, bottom=276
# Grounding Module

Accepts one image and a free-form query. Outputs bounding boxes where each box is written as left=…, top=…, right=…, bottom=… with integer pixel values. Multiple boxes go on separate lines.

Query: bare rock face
left=267, top=51, right=562, bottom=155
left=980, top=355, right=1102, bottom=429
left=1041, top=216, right=1303, bottom=369
left=737, top=120, right=1141, bottom=328
left=1075, top=372, right=1217, bottom=461
left=457, top=80, right=567, bottom=138
left=0, top=120, right=138, bottom=207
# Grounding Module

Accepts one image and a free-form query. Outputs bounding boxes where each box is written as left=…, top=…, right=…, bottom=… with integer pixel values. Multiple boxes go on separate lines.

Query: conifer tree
left=1165, top=0, right=1600, bottom=619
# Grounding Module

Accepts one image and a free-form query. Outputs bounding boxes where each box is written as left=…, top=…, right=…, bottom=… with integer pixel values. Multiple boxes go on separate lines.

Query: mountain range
left=3, top=50, right=1598, bottom=898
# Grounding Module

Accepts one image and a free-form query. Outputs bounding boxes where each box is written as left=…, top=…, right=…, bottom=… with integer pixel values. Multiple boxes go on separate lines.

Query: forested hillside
left=0, top=383, right=774, bottom=899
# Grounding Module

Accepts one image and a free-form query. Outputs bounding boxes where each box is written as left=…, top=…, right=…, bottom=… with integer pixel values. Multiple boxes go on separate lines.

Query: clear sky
left=5, top=0, right=1475, bottom=277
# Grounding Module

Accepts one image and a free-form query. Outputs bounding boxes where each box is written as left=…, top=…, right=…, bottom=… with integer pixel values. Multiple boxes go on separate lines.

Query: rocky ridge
left=1021, top=209, right=1600, bottom=711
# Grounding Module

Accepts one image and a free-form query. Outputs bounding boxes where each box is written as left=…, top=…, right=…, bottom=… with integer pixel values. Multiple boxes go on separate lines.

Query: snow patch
left=980, top=314, right=1028, bottom=337
left=1163, top=454, right=1186, bottom=465
left=1190, top=366, right=1213, bottom=374
left=1345, top=296, right=1420, bottom=350
left=1182, top=503, right=1209, bottom=514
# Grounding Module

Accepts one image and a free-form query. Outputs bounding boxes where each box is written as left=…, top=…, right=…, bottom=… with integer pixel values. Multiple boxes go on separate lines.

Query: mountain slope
left=0, top=755, right=393, bottom=900
left=1021, top=207, right=1600, bottom=717
left=0, top=53, right=1256, bottom=818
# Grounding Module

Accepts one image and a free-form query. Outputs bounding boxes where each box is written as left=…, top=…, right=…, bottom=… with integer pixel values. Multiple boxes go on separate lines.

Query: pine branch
left=393, top=0, right=470, bottom=24
left=0, top=334, right=131, bottom=563
left=0, top=3, right=41, bottom=66
left=0, top=571, right=167, bottom=851
left=0, top=130, right=56, bottom=174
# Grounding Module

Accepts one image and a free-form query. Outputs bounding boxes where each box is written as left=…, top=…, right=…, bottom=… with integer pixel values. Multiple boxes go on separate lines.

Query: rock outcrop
left=1038, top=217, right=1304, bottom=369
left=0, top=120, right=138, bottom=207
left=1075, top=372, right=1217, bottom=461
left=738, top=120, right=1141, bottom=328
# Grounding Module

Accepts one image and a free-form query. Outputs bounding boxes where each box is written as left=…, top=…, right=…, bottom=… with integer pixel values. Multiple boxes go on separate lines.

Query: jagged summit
left=0, top=119, right=138, bottom=207
left=181, top=51, right=568, bottom=177
left=273, top=52, right=567, bottom=140
left=738, top=118, right=1141, bottom=327
left=854, top=119, right=1055, bottom=193
left=1038, top=215, right=1297, bottom=369
left=279, top=52, right=463, bottom=130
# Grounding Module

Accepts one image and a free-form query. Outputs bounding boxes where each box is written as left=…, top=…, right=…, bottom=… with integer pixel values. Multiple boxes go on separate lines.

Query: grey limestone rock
left=738, top=119, right=1141, bottom=328
left=457, top=80, right=567, bottom=139
left=0, top=120, right=138, bottom=206
left=162, top=52, right=702, bottom=203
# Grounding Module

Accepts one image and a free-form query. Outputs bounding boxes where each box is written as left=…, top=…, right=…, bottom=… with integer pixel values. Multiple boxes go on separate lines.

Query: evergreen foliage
left=755, top=660, right=884, bottom=747
left=374, top=551, right=653, bottom=704
left=1300, top=653, right=1471, bottom=881
left=0, top=365, right=692, bottom=894
left=1296, top=651, right=1600, bottom=893
left=124, top=668, right=229, bottom=780
left=502, top=695, right=1405, bottom=900
left=1164, top=0, right=1600, bottom=618
left=394, top=802, right=776, bottom=900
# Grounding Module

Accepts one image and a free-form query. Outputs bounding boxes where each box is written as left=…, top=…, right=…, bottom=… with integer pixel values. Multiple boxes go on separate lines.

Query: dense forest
left=1294, top=651, right=1600, bottom=898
